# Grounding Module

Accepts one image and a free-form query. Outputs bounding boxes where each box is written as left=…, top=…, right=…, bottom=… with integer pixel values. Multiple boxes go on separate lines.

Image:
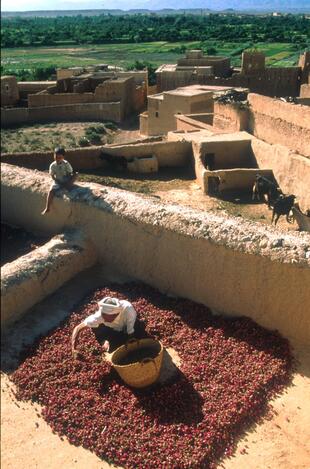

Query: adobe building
left=156, top=49, right=231, bottom=92
left=240, top=50, right=265, bottom=74
left=1, top=68, right=148, bottom=127
left=156, top=49, right=310, bottom=98
left=56, top=66, right=148, bottom=91
left=168, top=89, right=310, bottom=207
left=140, top=84, right=248, bottom=136
left=1, top=76, right=19, bottom=107
left=176, top=49, right=231, bottom=77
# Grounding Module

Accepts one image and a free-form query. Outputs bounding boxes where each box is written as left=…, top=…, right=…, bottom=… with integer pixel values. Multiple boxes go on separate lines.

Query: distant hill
left=1, top=1, right=310, bottom=17
left=136, top=0, right=310, bottom=11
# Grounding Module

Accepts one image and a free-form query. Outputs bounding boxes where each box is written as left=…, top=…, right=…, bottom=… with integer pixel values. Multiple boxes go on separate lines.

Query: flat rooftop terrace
left=164, top=88, right=214, bottom=97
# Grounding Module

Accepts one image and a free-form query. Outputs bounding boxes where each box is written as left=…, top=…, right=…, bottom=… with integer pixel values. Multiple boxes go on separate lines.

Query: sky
left=2, top=0, right=309, bottom=12
left=1, top=0, right=114, bottom=11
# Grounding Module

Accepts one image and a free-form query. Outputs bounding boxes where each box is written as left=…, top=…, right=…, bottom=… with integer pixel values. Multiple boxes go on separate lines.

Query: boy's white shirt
left=49, top=160, right=73, bottom=182
left=84, top=299, right=137, bottom=335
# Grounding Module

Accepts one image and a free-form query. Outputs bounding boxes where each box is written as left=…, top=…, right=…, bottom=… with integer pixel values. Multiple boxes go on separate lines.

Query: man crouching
left=41, top=146, right=77, bottom=215
left=71, top=297, right=144, bottom=358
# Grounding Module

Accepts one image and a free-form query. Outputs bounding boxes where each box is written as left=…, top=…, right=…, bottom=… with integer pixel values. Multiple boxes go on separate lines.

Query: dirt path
left=1, top=266, right=309, bottom=469
left=155, top=182, right=297, bottom=232
left=112, top=129, right=141, bottom=144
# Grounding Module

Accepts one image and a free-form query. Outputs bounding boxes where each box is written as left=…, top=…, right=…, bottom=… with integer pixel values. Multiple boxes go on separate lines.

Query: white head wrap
left=98, top=297, right=123, bottom=316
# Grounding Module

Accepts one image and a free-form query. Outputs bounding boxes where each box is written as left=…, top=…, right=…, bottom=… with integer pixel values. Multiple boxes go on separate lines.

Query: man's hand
left=103, top=340, right=110, bottom=352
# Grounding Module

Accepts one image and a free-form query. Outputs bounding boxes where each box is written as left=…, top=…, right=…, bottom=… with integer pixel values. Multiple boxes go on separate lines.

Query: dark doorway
left=207, top=176, right=220, bottom=195
left=204, top=153, right=215, bottom=170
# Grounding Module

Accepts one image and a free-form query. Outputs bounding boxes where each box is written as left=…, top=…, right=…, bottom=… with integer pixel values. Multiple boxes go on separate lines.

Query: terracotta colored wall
left=203, top=168, right=273, bottom=193
left=1, top=76, right=19, bottom=106
left=133, top=85, right=147, bottom=113
left=28, top=93, right=94, bottom=107
left=157, top=67, right=301, bottom=97
left=248, top=94, right=310, bottom=157
left=157, top=70, right=203, bottom=93
left=1, top=102, right=123, bottom=126
left=177, top=57, right=231, bottom=76
left=213, top=102, right=249, bottom=132
left=251, top=137, right=310, bottom=212
left=1, top=107, right=29, bottom=127
left=94, top=82, right=125, bottom=103
left=18, top=81, right=57, bottom=99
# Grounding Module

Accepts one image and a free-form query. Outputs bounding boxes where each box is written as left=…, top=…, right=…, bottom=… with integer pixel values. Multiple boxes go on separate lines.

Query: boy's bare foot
left=41, top=208, right=49, bottom=215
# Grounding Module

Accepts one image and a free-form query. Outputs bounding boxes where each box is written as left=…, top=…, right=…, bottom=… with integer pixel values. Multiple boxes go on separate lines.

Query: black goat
left=100, top=152, right=127, bottom=170
left=252, top=175, right=282, bottom=208
left=271, top=195, right=296, bottom=225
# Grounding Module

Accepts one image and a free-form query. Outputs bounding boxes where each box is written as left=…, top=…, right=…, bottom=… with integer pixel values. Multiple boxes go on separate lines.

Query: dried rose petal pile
left=11, top=283, right=292, bottom=468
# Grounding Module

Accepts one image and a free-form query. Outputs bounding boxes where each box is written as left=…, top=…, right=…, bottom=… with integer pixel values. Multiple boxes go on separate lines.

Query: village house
left=156, top=49, right=310, bottom=98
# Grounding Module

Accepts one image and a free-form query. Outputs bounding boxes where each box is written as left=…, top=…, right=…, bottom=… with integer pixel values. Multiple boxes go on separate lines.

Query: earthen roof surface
left=165, top=88, right=213, bottom=97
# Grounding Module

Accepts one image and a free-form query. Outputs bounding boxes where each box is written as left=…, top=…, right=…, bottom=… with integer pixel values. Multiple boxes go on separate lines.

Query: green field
left=1, top=41, right=305, bottom=76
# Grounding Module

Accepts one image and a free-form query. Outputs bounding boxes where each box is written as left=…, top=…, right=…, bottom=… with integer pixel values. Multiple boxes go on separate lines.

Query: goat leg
left=286, top=212, right=293, bottom=224
left=274, top=213, right=280, bottom=226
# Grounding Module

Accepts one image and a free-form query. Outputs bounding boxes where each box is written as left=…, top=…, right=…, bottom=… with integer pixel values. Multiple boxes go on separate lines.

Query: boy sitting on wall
left=42, top=147, right=77, bottom=215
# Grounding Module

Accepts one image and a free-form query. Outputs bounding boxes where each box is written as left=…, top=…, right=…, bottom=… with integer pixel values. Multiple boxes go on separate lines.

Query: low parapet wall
left=1, top=147, right=104, bottom=171
left=28, top=92, right=94, bottom=108
left=1, top=140, right=191, bottom=170
left=248, top=94, right=310, bottom=157
left=1, top=163, right=310, bottom=344
left=100, top=140, right=192, bottom=167
left=1, top=102, right=123, bottom=127
left=18, top=81, right=57, bottom=99
left=1, top=230, right=97, bottom=328
left=203, top=168, right=274, bottom=193
left=176, top=114, right=214, bottom=132
left=1, top=107, right=29, bottom=127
